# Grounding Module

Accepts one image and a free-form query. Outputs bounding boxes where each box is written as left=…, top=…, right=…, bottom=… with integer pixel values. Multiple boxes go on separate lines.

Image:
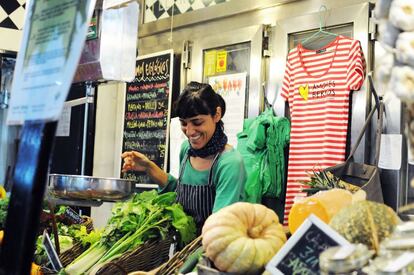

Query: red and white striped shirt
left=281, top=36, right=366, bottom=225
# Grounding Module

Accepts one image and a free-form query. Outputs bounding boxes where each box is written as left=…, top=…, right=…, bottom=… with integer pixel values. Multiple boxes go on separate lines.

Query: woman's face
left=179, top=108, right=221, bottom=150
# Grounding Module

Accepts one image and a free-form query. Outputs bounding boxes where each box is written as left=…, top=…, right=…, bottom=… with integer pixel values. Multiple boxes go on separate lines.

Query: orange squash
left=288, top=197, right=330, bottom=234
left=31, top=263, right=43, bottom=275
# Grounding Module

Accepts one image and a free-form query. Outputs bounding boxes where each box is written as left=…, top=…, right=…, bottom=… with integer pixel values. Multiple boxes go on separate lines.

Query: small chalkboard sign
left=266, top=215, right=350, bottom=275
left=64, top=207, right=84, bottom=224
left=42, top=230, right=63, bottom=271
left=121, top=50, right=173, bottom=188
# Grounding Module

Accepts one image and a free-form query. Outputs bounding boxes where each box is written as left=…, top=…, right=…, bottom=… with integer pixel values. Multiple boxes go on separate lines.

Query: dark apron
left=176, top=153, right=220, bottom=231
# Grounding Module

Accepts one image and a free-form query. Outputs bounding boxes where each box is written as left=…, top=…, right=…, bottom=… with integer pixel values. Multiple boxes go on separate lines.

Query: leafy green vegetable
left=55, top=205, right=68, bottom=215
left=34, top=235, right=48, bottom=265
left=64, top=191, right=196, bottom=275
left=58, top=236, right=74, bottom=253
left=0, top=198, right=9, bottom=229
left=165, top=203, right=196, bottom=245
left=72, top=225, right=102, bottom=247
left=34, top=235, right=74, bottom=265
left=34, top=222, right=101, bottom=266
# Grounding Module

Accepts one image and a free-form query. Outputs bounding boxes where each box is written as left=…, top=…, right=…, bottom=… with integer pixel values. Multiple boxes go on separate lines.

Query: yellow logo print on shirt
left=299, top=84, right=309, bottom=101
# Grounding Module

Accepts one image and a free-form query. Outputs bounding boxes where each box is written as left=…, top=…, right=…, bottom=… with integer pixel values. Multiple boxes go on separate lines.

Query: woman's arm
left=121, top=151, right=169, bottom=187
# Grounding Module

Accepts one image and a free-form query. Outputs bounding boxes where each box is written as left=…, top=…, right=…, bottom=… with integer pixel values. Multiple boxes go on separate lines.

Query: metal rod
left=48, top=201, right=60, bottom=255
left=81, top=82, right=93, bottom=175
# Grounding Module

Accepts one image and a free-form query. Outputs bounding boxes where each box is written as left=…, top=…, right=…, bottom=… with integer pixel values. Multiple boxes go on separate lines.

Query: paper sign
left=42, top=230, right=63, bottom=271
left=56, top=105, right=71, bottom=137
left=7, top=0, right=96, bottom=125
left=266, top=215, right=350, bottom=275
left=203, top=50, right=216, bottom=78
left=216, top=50, right=227, bottom=73
left=208, top=72, right=246, bottom=148
left=378, top=134, right=402, bottom=170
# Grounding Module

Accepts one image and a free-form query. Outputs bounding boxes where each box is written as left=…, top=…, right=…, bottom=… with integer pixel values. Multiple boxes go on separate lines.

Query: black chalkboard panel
left=121, top=50, right=173, bottom=186
left=266, top=215, right=350, bottom=275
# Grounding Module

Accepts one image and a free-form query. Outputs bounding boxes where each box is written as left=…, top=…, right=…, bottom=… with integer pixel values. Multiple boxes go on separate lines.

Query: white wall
left=90, top=81, right=126, bottom=229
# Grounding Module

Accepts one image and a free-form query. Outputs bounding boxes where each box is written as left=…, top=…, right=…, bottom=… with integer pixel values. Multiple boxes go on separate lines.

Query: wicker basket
left=197, top=256, right=236, bottom=275
left=197, top=256, right=264, bottom=275
left=40, top=266, right=57, bottom=275
left=154, top=236, right=202, bottom=275
left=59, top=241, right=88, bottom=267
left=38, top=216, right=94, bottom=272
left=58, top=216, right=94, bottom=266
left=95, top=236, right=174, bottom=275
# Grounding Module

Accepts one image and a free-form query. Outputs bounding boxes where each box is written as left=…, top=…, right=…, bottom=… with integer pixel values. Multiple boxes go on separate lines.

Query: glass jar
left=379, top=237, right=414, bottom=257
left=363, top=252, right=414, bottom=275
left=378, top=222, right=414, bottom=257
left=393, top=222, right=414, bottom=238
left=319, top=244, right=373, bottom=275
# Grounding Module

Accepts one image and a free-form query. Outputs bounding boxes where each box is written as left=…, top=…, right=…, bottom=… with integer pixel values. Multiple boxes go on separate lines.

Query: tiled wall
left=0, top=0, right=25, bottom=30
left=1, top=0, right=232, bottom=29
left=144, top=0, right=230, bottom=23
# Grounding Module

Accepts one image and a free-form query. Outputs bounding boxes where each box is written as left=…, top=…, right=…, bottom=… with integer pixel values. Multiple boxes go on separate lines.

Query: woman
left=122, top=82, right=246, bottom=230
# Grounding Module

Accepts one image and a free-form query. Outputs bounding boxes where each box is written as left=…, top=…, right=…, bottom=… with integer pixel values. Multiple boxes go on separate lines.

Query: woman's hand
left=121, top=151, right=151, bottom=172
left=121, top=151, right=168, bottom=187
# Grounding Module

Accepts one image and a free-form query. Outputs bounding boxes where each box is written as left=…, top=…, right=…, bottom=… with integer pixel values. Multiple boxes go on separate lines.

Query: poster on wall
left=208, top=72, right=247, bottom=147
left=121, top=50, right=173, bottom=187
left=7, top=0, right=96, bottom=124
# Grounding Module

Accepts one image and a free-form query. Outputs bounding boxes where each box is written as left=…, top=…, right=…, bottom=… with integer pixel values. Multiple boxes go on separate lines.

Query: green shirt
left=161, top=141, right=246, bottom=213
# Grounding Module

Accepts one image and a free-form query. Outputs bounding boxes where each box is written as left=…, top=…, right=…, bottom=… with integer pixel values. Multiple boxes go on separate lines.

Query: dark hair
left=174, top=81, right=226, bottom=128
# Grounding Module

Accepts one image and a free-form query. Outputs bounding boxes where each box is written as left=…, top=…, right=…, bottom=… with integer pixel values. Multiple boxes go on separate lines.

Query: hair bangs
left=176, top=91, right=210, bottom=119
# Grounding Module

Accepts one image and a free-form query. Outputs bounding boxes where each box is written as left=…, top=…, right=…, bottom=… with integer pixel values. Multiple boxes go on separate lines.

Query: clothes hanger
left=301, top=5, right=338, bottom=47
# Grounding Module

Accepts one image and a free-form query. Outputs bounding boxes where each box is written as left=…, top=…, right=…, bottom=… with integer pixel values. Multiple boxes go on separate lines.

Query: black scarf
left=188, top=124, right=227, bottom=158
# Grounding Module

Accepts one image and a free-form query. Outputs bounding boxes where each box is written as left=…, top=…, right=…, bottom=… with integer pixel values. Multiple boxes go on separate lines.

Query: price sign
left=7, top=0, right=96, bottom=124
left=42, top=230, right=63, bottom=271
left=64, top=207, right=85, bottom=224
left=121, top=50, right=173, bottom=187
left=266, top=215, right=350, bottom=275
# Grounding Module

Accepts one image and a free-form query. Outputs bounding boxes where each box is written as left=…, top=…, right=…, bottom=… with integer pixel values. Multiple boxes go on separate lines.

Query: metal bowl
left=48, top=174, right=134, bottom=201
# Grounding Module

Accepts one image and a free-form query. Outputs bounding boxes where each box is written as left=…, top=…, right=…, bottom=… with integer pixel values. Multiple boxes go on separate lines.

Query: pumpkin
left=202, top=202, right=286, bottom=274
left=329, top=200, right=400, bottom=252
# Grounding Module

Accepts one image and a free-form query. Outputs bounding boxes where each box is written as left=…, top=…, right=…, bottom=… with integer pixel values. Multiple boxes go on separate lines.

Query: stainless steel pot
left=48, top=174, right=134, bottom=201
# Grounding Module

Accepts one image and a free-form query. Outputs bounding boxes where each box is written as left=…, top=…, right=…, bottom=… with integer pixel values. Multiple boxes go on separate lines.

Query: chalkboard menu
left=266, top=215, right=350, bottom=275
left=121, top=50, right=173, bottom=185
